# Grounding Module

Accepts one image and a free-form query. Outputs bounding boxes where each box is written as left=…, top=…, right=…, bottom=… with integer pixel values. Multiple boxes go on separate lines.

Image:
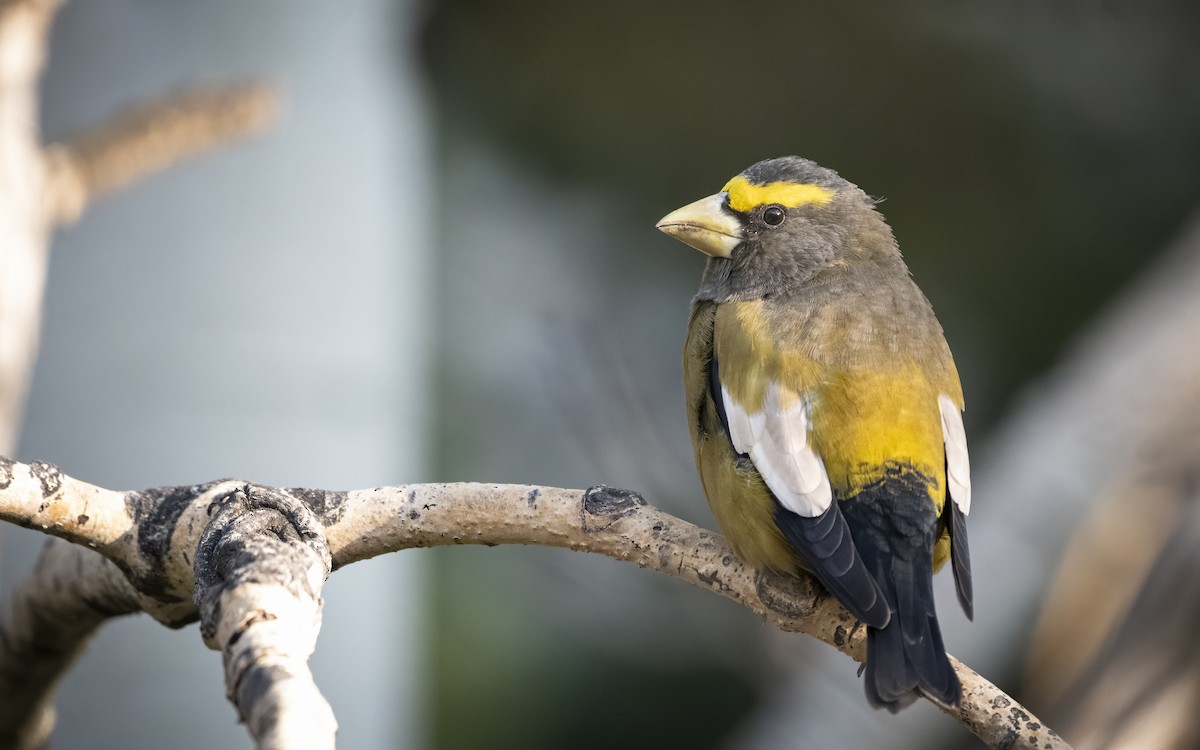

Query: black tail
left=863, top=558, right=960, bottom=711
left=843, top=479, right=961, bottom=712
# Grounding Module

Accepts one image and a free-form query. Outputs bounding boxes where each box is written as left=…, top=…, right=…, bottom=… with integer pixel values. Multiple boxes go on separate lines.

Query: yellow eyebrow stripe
left=722, top=176, right=834, bottom=213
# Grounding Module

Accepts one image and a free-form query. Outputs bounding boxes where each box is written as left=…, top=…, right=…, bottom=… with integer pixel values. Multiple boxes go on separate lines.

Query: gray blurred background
left=3, top=1, right=1200, bottom=748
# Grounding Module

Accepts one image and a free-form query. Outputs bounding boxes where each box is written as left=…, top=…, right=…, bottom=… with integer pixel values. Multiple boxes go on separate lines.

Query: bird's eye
left=763, top=205, right=786, bottom=226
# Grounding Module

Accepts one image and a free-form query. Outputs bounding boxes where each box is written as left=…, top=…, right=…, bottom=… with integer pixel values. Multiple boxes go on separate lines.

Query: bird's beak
left=656, top=192, right=744, bottom=258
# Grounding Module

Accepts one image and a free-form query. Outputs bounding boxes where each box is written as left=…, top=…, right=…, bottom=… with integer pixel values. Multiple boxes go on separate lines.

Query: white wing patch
left=721, top=380, right=832, bottom=518
left=939, top=393, right=971, bottom=515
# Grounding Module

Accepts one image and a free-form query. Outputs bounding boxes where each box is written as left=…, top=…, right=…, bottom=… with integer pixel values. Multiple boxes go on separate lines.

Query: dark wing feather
left=774, top=502, right=891, bottom=629
left=950, top=500, right=973, bottom=621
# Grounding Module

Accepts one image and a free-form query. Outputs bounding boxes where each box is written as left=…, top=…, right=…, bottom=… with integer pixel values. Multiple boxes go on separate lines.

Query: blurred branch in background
left=1023, top=215, right=1200, bottom=749
left=1030, top=452, right=1200, bottom=750
left=43, top=83, right=276, bottom=225
left=0, top=0, right=275, bottom=454
left=0, top=0, right=60, bottom=456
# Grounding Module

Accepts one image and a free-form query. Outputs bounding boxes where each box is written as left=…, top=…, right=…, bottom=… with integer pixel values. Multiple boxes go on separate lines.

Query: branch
left=43, top=83, right=278, bottom=225
left=0, top=539, right=139, bottom=750
left=0, top=457, right=1068, bottom=750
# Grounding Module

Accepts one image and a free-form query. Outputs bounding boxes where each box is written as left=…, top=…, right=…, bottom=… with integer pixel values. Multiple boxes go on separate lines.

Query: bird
left=656, top=156, right=973, bottom=711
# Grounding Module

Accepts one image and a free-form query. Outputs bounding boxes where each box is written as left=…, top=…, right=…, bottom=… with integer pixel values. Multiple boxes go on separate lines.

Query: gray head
left=657, top=156, right=901, bottom=302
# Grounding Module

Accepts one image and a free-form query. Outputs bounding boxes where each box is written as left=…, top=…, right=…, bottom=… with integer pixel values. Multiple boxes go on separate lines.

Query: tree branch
left=195, top=484, right=337, bottom=750
left=0, top=539, right=139, bottom=750
left=0, top=456, right=1068, bottom=750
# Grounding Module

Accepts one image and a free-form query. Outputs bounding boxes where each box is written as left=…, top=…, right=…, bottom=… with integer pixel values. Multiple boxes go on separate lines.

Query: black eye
left=763, top=205, right=786, bottom=226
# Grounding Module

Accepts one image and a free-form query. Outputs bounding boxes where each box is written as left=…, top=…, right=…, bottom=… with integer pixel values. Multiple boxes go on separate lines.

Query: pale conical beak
left=656, top=192, right=744, bottom=258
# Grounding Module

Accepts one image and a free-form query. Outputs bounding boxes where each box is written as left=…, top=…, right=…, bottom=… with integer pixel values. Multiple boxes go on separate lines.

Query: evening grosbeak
left=657, top=156, right=973, bottom=711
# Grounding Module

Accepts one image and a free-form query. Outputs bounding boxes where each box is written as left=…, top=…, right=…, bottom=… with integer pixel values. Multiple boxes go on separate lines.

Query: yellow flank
left=722, top=175, right=834, bottom=213
left=686, top=302, right=797, bottom=572
left=696, top=424, right=798, bottom=572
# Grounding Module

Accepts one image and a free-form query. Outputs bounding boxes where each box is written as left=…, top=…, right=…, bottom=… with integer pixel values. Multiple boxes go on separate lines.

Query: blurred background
left=2, top=0, right=1200, bottom=748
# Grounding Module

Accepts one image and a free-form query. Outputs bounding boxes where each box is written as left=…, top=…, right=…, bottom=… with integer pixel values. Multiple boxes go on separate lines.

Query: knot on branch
left=193, top=484, right=331, bottom=648
left=582, top=485, right=646, bottom=531
left=0, top=455, right=14, bottom=489
left=753, top=568, right=821, bottom=622
left=191, top=484, right=337, bottom=746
